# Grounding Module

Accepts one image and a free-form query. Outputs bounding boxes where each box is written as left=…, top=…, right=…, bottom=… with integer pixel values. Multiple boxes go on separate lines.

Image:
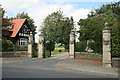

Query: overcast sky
left=0, top=0, right=119, bottom=42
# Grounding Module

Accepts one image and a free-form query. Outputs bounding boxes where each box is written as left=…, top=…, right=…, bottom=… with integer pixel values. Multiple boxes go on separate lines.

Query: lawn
left=33, top=45, right=65, bottom=56
left=51, top=45, right=65, bottom=55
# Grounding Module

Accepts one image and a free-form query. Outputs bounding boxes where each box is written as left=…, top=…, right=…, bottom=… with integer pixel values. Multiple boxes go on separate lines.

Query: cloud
left=39, top=0, right=119, bottom=2
left=0, top=0, right=90, bottom=42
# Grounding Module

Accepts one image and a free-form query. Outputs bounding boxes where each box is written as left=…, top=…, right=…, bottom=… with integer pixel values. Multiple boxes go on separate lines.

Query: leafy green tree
left=1, top=7, right=14, bottom=52
left=78, top=16, right=105, bottom=53
left=77, top=1, right=120, bottom=57
left=41, top=10, right=74, bottom=51
left=44, top=41, right=55, bottom=57
left=0, top=6, right=5, bottom=18
left=75, top=41, right=86, bottom=52
left=97, top=2, right=120, bottom=57
left=2, top=38, right=14, bottom=52
left=1, top=7, right=13, bottom=30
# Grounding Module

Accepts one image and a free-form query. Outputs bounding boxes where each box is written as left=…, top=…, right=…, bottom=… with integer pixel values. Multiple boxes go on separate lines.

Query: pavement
left=54, top=53, right=119, bottom=78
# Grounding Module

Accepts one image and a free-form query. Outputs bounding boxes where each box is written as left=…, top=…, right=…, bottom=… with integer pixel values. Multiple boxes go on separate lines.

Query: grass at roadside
left=51, top=45, right=65, bottom=55
left=51, top=50, right=59, bottom=55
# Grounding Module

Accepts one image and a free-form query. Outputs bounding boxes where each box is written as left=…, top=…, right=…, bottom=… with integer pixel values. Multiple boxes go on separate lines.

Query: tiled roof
left=9, top=19, right=26, bottom=37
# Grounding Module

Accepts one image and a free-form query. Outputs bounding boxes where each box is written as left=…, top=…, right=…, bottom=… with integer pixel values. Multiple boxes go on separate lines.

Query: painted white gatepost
left=69, top=30, right=75, bottom=58
left=102, top=22, right=112, bottom=67
left=38, top=33, right=44, bottom=58
left=28, top=32, right=33, bottom=57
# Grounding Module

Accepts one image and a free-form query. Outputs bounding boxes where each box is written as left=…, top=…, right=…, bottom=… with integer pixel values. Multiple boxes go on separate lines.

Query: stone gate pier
left=69, top=30, right=75, bottom=58
left=102, top=22, right=111, bottom=67
left=38, top=33, right=44, bottom=58
left=28, top=32, right=33, bottom=57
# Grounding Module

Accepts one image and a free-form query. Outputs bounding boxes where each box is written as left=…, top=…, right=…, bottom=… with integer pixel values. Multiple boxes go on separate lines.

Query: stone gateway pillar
left=28, top=32, right=33, bottom=57
left=69, top=30, right=75, bottom=58
left=102, top=22, right=112, bottom=67
left=38, top=34, right=44, bottom=58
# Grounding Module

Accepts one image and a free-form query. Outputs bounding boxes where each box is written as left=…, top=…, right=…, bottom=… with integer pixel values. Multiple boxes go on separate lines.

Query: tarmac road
left=1, top=52, right=117, bottom=78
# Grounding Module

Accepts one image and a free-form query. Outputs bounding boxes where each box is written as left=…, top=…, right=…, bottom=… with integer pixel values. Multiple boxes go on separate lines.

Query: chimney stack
left=16, top=13, right=21, bottom=19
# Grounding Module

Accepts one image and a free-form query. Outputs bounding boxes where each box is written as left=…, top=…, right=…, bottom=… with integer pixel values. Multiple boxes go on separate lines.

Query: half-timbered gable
left=8, top=19, right=31, bottom=51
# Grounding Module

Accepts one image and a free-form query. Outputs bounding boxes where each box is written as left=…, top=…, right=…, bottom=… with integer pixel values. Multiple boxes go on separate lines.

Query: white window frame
left=18, top=38, right=28, bottom=46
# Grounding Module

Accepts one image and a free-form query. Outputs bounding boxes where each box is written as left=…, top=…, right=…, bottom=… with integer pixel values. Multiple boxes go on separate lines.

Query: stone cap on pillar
left=70, top=29, right=75, bottom=35
left=39, top=33, right=44, bottom=43
left=103, top=26, right=111, bottom=30
left=28, top=32, right=33, bottom=43
left=103, top=22, right=111, bottom=30
left=30, top=31, right=33, bottom=35
left=103, top=22, right=111, bottom=33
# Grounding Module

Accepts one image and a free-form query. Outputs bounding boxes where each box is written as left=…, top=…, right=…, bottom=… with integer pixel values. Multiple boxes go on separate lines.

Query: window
left=18, top=38, right=28, bottom=46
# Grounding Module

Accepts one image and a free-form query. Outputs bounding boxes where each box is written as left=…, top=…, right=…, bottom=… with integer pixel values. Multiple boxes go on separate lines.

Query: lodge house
left=3, top=19, right=31, bottom=51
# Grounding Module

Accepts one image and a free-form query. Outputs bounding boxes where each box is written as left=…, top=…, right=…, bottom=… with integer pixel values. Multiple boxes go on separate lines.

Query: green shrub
left=34, top=43, right=38, bottom=52
left=75, top=41, right=86, bottom=52
left=32, top=51, right=38, bottom=57
left=2, top=39, right=14, bottom=52
left=64, top=44, right=69, bottom=51
left=111, top=31, right=120, bottom=57
left=45, top=41, right=55, bottom=51
left=44, top=41, right=55, bottom=57
left=89, top=40, right=102, bottom=53
left=44, top=50, right=51, bottom=57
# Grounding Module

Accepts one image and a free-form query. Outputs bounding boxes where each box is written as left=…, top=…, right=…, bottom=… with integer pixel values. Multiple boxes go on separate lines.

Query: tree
left=75, top=41, right=86, bottom=52
left=77, top=1, right=120, bottom=57
left=0, top=6, right=5, bottom=18
left=2, top=38, right=14, bottom=52
left=41, top=10, right=74, bottom=51
left=0, top=7, right=13, bottom=28
left=44, top=41, right=55, bottom=57
left=78, top=17, right=104, bottom=53
left=1, top=7, right=14, bottom=52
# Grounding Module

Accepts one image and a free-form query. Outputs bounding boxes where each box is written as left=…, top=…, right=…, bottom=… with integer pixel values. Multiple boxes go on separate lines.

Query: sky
left=0, top=0, right=119, bottom=42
